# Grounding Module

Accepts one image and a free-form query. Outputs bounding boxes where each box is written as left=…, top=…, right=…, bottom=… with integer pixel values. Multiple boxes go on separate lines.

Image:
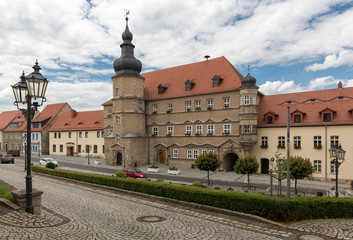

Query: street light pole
left=335, top=156, right=339, bottom=197
left=25, top=94, right=33, bottom=213
left=329, top=144, right=346, bottom=198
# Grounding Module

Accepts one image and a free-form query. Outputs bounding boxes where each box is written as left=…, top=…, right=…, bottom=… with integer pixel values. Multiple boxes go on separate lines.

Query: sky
left=1, top=0, right=353, bottom=112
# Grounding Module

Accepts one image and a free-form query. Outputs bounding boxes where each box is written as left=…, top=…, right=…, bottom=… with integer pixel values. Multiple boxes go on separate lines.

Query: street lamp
left=11, top=60, right=49, bottom=214
left=329, top=144, right=346, bottom=197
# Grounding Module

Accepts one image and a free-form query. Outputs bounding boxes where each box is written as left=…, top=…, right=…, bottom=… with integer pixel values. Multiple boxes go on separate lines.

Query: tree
left=233, top=156, right=259, bottom=190
left=195, top=152, right=221, bottom=186
left=273, top=150, right=287, bottom=196
left=280, top=156, right=314, bottom=195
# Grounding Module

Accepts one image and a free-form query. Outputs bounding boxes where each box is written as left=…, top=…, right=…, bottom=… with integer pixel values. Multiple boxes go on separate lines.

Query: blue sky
left=1, top=0, right=353, bottom=111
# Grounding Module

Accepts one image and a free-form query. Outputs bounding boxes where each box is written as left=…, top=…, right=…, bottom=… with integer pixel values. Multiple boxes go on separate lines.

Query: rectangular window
left=152, top=105, right=157, bottom=113
left=68, top=132, right=72, bottom=138
left=207, top=99, right=213, bottom=109
left=116, top=134, right=120, bottom=142
left=167, top=104, right=173, bottom=113
left=323, top=113, right=332, bottom=122
left=86, top=145, right=90, bottom=152
left=187, top=149, right=193, bottom=159
left=78, top=145, right=81, bottom=153
left=314, top=160, right=321, bottom=173
left=79, top=132, right=82, bottom=138
left=97, top=131, right=100, bottom=138
left=152, top=126, right=159, bottom=136
left=195, top=100, right=201, bottom=109
left=244, top=95, right=250, bottom=105
left=116, top=88, right=119, bottom=96
left=261, top=136, right=268, bottom=147
left=53, top=144, right=56, bottom=152
left=54, top=132, right=57, bottom=138
left=102, top=145, right=105, bottom=153
left=330, top=162, right=336, bottom=174
left=173, top=149, right=178, bottom=158
left=278, top=136, right=285, bottom=148
left=223, top=124, right=231, bottom=134
left=108, top=128, right=113, bottom=137
left=186, top=125, right=192, bottom=135
left=85, top=131, right=88, bottom=138
left=202, top=150, right=208, bottom=154
left=193, top=150, right=199, bottom=159
left=252, top=125, right=257, bottom=134
left=330, top=136, right=339, bottom=147
left=207, top=124, right=214, bottom=135
left=266, top=116, right=273, bottom=124
left=196, top=125, right=202, bottom=135
left=223, top=98, right=230, bottom=108
left=243, top=125, right=250, bottom=134
left=252, top=95, right=256, bottom=105
left=314, top=136, right=322, bottom=148
left=60, top=145, right=63, bottom=152
left=167, top=126, right=174, bottom=136
left=116, top=116, right=120, bottom=124
left=294, top=136, right=301, bottom=148
left=294, top=114, right=301, bottom=123
left=94, top=145, right=97, bottom=153
left=101, top=131, right=104, bottom=138
left=185, top=101, right=191, bottom=111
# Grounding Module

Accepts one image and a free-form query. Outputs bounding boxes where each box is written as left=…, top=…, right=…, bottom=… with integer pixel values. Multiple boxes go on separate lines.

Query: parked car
left=121, top=167, right=147, bottom=179
left=7, top=150, right=20, bottom=156
left=39, top=158, right=58, bottom=167
left=0, top=154, right=14, bottom=164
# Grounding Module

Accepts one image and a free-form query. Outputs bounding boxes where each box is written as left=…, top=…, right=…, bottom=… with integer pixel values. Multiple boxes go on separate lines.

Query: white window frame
left=116, top=116, right=120, bottom=124
left=223, top=98, right=230, bottom=107
left=116, top=134, right=120, bottom=143
left=185, top=101, right=191, bottom=111
left=243, top=125, right=250, bottom=134
left=168, top=104, right=173, bottom=112
left=152, top=126, right=159, bottom=136
left=223, top=124, right=231, bottom=134
left=330, top=136, right=339, bottom=147
left=108, top=128, right=113, bottom=137
left=196, top=125, right=202, bottom=135
left=314, top=160, right=321, bottom=173
left=167, top=126, right=174, bottom=136
left=314, top=136, right=321, bottom=148
left=186, top=125, right=192, bottom=135
left=195, top=100, right=201, bottom=109
left=173, top=149, right=178, bottom=158
left=207, top=99, right=214, bottom=108
left=187, top=149, right=193, bottom=159
left=294, top=136, right=301, bottom=147
left=261, top=136, right=268, bottom=146
left=278, top=136, right=285, bottom=147
left=244, top=95, right=250, bottom=105
left=207, top=124, right=214, bottom=135
left=193, top=150, right=199, bottom=159
left=252, top=95, right=256, bottom=105
left=152, top=105, right=157, bottom=113
left=202, top=150, right=208, bottom=154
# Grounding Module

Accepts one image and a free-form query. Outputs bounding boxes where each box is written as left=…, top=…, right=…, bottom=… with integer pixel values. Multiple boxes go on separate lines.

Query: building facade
left=0, top=110, right=22, bottom=152
left=49, top=110, right=104, bottom=157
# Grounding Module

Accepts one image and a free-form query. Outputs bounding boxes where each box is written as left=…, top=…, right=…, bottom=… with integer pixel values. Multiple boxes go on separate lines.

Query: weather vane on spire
left=124, top=9, right=130, bottom=19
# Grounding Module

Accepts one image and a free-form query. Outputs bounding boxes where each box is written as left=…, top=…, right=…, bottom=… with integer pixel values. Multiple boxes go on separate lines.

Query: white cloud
left=305, top=50, right=353, bottom=71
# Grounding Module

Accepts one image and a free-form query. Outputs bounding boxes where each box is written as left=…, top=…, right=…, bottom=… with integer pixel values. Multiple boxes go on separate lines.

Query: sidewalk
left=45, top=154, right=352, bottom=196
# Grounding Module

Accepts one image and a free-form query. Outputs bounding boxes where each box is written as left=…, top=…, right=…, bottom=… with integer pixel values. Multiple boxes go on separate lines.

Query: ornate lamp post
left=11, top=60, right=49, bottom=214
left=329, top=144, right=346, bottom=197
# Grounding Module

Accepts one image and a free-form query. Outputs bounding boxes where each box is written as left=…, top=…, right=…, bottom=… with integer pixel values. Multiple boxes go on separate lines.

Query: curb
left=0, top=198, right=20, bottom=210
left=33, top=171, right=288, bottom=229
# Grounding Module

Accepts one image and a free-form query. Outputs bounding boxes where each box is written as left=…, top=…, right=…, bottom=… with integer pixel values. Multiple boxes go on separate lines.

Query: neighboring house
left=49, top=110, right=104, bottom=157
left=23, top=103, right=72, bottom=155
left=103, top=17, right=259, bottom=169
left=1, top=111, right=23, bottom=152
left=253, top=82, right=353, bottom=183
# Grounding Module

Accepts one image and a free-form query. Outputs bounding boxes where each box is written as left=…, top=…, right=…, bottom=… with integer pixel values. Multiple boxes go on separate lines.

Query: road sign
left=270, top=157, right=275, bottom=163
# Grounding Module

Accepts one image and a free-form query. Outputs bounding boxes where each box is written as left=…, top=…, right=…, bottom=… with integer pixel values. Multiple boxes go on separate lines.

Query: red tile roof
left=49, top=110, right=104, bottom=132
left=2, top=112, right=27, bottom=132
left=143, top=56, right=244, bottom=100
left=258, top=87, right=353, bottom=127
left=0, top=110, right=21, bottom=130
left=31, top=103, right=70, bottom=131
left=102, top=56, right=244, bottom=105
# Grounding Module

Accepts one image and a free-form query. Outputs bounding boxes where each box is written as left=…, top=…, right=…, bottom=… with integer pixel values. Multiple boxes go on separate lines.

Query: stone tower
left=239, top=70, right=259, bottom=155
left=106, top=16, right=147, bottom=167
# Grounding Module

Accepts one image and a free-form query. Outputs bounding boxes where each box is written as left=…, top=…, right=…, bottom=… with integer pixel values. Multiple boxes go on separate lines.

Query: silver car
left=39, top=158, right=58, bottom=167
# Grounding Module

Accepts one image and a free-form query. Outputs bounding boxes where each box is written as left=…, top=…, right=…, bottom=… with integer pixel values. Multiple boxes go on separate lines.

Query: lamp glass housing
left=25, top=77, right=48, bottom=99
left=329, top=146, right=337, bottom=159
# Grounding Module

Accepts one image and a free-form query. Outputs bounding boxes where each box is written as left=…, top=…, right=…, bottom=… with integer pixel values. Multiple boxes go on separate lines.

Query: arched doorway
left=223, top=153, right=239, bottom=172
left=157, top=151, right=165, bottom=164
left=117, top=152, right=122, bottom=165
left=261, top=158, right=269, bottom=174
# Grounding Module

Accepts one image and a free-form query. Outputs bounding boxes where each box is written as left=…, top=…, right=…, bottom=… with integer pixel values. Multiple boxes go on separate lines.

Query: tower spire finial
left=124, top=9, right=130, bottom=21
left=248, top=64, right=250, bottom=74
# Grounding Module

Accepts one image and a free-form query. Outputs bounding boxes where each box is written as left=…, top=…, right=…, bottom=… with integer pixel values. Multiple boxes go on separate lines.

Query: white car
left=39, top=158, right=58, bottom=167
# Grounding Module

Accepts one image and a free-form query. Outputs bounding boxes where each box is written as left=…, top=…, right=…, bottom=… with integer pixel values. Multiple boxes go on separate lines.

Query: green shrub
left=0, top=185, right=15, bottom=202
left=46, top=162, right=56, bottom=169
left=157, top=178, right=164, bottom=182
left=149, top=164, right=159, bottom=168
left=192, top=181, right=202, bottom=187
left=32, top=166, right=353, bottom=222
left=169, top=166, right=178, bottom=170
left=115, top=171, right=127, bottom=178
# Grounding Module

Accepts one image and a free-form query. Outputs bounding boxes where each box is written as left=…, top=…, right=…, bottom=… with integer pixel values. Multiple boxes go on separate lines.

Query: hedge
left=32, top=166, right=353, bottom=221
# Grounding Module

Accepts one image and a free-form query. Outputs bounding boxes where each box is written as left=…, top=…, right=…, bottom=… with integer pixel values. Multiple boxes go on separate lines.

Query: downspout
left=325, top=124, right=327, bottom=182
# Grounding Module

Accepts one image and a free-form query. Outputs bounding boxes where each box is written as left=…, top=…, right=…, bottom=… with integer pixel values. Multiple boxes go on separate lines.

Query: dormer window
left=294, top=114, right=301, bottom=123
left=264, top=111, right=278, bottom=125
left=291, top=110, right=305, bottom=124
left=185, top=80, right=195, bottom=91
left=158, top=84, right=167, bottom=95
left=212, top=75, right=223, bottom=87
left=266, top=116, right=273, bottom=124
left=320, top=108, right=335, bottom=123
left=78, top=122, right=83, bottom=125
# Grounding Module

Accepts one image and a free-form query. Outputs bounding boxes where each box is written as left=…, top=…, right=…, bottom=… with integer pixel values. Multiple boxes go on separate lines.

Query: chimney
left=338, top=81, right=343, bottom=90
left=71, top=110, right=77, bottom=118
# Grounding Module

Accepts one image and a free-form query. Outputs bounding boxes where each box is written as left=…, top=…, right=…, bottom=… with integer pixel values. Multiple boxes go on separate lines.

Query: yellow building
left=49, top=110, right=104, bottom=157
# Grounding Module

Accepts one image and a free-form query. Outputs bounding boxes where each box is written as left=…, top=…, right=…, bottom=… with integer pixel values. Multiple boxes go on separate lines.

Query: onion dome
left=241, top=73, right=257, bottom=87
left=113, top=17, right=143, bottom=79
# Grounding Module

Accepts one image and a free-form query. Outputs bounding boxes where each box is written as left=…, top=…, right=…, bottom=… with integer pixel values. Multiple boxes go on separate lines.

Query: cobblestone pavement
left=0, top=164, right=293, bottom=239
